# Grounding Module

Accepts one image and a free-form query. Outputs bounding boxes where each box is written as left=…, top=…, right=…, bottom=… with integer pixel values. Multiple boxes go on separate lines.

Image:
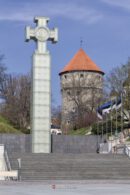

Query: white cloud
left=0, top=2, right=103, bottom=24
left=101, top=0, right=130, bottom=11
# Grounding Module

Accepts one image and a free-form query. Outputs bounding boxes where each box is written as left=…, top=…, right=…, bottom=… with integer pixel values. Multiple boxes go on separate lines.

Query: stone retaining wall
left=0, top=134, right=104, bottom=153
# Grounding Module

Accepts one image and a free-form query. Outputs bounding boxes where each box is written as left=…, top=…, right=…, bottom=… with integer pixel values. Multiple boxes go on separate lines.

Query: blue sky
left=0, top=0, right=130, bottom=105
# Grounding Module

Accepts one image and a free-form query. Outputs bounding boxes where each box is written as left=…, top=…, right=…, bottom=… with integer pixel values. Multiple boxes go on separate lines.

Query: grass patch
left=0, top=116, right=10, bottom=124
left=0, top=116, right=21, bottom=134
left=126, top=137, right=130, bottom=142
left=68, top=127, right=91, bottom=135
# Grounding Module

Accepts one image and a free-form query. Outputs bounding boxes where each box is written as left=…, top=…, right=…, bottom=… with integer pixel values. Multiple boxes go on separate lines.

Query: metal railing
left=3, top=147, right=18, bottom=181
left=4, top=150, right=11, bottom=171
left=4, top=148, right=13, bottom=180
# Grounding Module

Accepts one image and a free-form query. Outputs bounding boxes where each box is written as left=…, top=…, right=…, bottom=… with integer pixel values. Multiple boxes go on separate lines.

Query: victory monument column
left=26, top=17, right=58, bottom=153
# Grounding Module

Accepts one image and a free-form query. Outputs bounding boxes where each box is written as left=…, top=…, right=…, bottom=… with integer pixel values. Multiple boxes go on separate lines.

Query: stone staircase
left=8, top=153, right=130, bottom=180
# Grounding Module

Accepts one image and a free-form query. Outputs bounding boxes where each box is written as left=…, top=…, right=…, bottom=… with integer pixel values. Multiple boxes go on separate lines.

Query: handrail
left=3, top=148, right=12, bottom=180
left=0, top=146, right=18, bottom=181
left=4, top=150, right=12, bottom=171
left=124, top=144, right=130, bottom=158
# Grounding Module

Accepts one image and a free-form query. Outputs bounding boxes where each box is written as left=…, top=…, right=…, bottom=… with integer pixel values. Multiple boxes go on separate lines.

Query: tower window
left=77, top=90, right=80, bottom=95
left=80, top=74, right=84, bottom=78
left=72, top=107, right=75, bottom=112
left=64, top=75, right=67, bottom=79
left=97, top=75, right=101, bottom=80
left=67, top=91, right=71, bottom=95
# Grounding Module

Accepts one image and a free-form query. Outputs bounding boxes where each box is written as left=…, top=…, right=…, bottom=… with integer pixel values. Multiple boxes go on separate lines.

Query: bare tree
left=0, top=74, right=31, bottom=131
left=0, top=54, right=8, bottom=97
left=52, top=105, right=61, bottom=127
left=105, top=59, right=130, bottom=94
left=105, top=59, right=130, bottom=129
left=0, top=54, right=31, bottom=132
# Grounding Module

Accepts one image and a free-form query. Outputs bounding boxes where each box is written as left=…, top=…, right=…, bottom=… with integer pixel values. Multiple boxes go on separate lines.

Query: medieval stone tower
left=59, top=48, right=104, bottom=132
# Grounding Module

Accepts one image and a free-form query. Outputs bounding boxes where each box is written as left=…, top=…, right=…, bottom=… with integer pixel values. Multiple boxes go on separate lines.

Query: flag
left=97, top=108, right=103, bottom=120
left=102, top=101, right=111, bottom=114
left=111, top=99, right=117, bottom=109
left=101, top=100, right=116, bottom=114
left=123, top=110, right=129, bottom=122
left=97, top=96, right=121, bottom=118
left=116, top=97, right=122, bottom=110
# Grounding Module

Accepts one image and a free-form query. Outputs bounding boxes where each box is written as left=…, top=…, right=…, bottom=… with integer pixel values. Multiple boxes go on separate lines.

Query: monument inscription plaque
left=26, top=17, right=58, bottom=153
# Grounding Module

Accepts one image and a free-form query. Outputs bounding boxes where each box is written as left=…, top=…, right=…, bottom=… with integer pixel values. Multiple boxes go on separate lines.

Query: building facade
left=59, top=48, right=104, bottom=132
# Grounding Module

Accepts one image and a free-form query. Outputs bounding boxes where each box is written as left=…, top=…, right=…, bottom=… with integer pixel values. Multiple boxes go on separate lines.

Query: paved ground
left=0, top=181, right=130, bottom=195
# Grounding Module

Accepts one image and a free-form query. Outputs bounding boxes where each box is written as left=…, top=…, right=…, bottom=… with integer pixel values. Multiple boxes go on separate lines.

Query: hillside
left=0, top=116, right=21, bottom=134
left=68, top=127, right=91, bottom=135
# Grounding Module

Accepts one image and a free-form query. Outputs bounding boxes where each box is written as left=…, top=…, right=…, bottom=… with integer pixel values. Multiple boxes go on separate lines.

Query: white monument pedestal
left=26, top=17, right=58, bottom=153
left=32, top=52, right=51, bottom=153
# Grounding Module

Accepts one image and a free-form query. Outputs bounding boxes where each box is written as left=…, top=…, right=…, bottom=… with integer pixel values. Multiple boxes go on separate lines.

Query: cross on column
left=26, top=16, right=58, bottom=53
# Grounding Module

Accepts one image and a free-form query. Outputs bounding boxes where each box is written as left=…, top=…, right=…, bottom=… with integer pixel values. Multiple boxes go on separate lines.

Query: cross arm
left=25, top=26, right=35, bottom=42
left=34, top=16, right=49, bottom=27
left=49, top=28, right=58, bottom=43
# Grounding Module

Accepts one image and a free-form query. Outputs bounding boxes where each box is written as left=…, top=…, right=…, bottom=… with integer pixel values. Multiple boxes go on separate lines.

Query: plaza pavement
left=0, top=180, right=130, bottom=195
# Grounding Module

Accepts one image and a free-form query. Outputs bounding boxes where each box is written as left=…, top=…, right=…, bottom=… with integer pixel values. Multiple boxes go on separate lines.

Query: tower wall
left=60, top=71, right=103, bottom=132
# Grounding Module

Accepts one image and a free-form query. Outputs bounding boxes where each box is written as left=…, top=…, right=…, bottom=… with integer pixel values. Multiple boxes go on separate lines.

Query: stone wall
left=52, top=135, right=103, bottom=153
left=0, top=134, right=31, bottom=153
left=0, top=134, right=104, bottom=153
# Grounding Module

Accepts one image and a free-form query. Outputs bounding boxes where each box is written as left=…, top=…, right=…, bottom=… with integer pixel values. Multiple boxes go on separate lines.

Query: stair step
left=8, top=153, right=130, bottom=180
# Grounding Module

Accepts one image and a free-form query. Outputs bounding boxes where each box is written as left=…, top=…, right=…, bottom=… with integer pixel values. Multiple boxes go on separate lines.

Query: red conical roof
left=59, top=48, right=104, bottom=75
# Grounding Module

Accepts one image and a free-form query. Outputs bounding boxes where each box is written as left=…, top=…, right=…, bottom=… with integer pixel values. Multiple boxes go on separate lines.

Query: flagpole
left=102, top=120, right=104, bottom=142
left=115, top=97, right=117, bottom=135
left=110, top=99, right=113, bottom=138
left=110, top=98, right=113, bottom=153
left=121, top=92, right=123, bottom=134
left=96, top=117, right=99, bottom=153
left=115, top=97, right=118, bottom=152
left=105, top=113, right=108, bottom=141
